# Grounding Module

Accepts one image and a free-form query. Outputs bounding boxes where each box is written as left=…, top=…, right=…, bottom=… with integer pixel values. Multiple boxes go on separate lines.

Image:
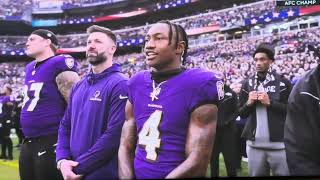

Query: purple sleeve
left=56, top=86, right=76, bottom=162
left=73, top=80, right=128, bottom=175
left=189, top=78, right=224, bottom=112
left=55, top=55, right=79, bottom=74
left=4, top=96, right=11, bottom=104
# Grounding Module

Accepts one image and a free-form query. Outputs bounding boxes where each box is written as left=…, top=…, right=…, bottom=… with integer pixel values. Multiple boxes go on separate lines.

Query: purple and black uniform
left=0, top=96, right=12, bottom=120
left=128, top=68, right=223, bottom=179
left=56, top=64, right=128, bottom=179
left=19, top=54, right=78, bottom=180
left=20, top=54, right=78, bottom=137
left=0, top=95, right=14, bottom=160
left=0, top=95, right=13, bottom=135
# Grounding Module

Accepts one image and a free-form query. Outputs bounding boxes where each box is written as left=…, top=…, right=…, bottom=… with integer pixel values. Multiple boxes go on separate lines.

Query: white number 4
left=138, top=110, right=162, bottom=161
left=22, top=82, right=44, bottom=112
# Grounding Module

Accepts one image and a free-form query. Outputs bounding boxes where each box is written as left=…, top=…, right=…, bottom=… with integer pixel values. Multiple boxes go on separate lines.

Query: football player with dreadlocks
left=118, top=20, right=224, bottom=179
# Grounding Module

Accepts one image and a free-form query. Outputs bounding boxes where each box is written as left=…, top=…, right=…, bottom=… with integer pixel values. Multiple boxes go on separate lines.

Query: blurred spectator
left=0, top=0, right=31, bottom=19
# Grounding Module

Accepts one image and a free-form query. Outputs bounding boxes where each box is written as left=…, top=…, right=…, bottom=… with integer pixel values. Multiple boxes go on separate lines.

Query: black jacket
left=284, top=64, right=320, bottom=175
left=217, top=85, right=238, bottom=128
left=239, top=72, right=292, bottom=142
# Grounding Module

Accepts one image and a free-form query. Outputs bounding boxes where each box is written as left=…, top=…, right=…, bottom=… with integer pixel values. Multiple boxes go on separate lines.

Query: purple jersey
left=20, top=54, right=78, bottom=137
left=0, top=95, right=12, bottom=119
left=128, top=68, right=223, bottom=179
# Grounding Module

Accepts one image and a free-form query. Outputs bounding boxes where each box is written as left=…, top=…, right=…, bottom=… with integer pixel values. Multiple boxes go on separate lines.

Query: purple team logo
left=90, top=90, right=102, bottom=101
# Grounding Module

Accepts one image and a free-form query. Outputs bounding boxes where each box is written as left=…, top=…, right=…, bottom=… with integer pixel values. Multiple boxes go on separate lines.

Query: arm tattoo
left=187, top=104, right=217, bottom=170
left=56, top=71, right=80, bottom=103
left=166, top=104, right=217, bottom=178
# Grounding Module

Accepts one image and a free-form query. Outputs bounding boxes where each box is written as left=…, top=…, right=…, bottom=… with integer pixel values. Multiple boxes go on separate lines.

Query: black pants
left=236, top=122, right=247, bottom=169
left=1, top=136, right=12, bottom=159
left=0, top=120, right=13, bottom=159
left=13, top=116, right=24, bottom=146
left=211, top=124, right=238, bottom=177
left=19, top=134, right=63, bottom=180
left=13, top=117, right=24, bottom=146
left=15, top=127, right=24, bottom=145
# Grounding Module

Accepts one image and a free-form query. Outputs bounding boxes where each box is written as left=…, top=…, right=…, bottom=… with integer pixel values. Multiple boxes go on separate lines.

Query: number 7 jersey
left=20, top=55, right=78, bottom=138
left=128, top=68, right=224, bottom=179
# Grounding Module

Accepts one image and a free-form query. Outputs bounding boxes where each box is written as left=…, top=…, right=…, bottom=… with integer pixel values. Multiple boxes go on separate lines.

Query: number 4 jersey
left=20, top=55, right=78, bottom=138
left=128, top=68, right=224, bottom=179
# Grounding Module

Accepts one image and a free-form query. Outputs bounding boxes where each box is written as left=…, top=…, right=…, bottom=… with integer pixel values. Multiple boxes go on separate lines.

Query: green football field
left=0, top=137, right=248, bottom=179
left=0, top=136, right=20, bottom=180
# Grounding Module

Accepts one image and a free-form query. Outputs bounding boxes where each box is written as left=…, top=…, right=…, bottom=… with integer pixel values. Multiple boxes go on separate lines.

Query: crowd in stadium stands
left=61, top=0, right=191, bottom=11
left=53, top=0, right=277, bottom=29
left=58, top=35, right=87, bottom=48
left=0, top=37, right=26, bottom=51
left=0, top=0, right=31, bottom=19
left=0, top=0, right=290, bottom=26
left=115, top=29, right=319, bottom=86
left=57, top=28, right=146, bottom=48
left=0, top=62, right=26, bottom=98
left=59, top=0, right=280, bottom=30
left=70, top=0, right=280, bottom=39
left=62, top=0, right=124, bottom=9
left=177, top=0, right=276, bottom=30
left=153, top=0, right=194, bottom=11
left=0, top=0, right=291, bottom=50
left=1, top=27, right=319, bottom=99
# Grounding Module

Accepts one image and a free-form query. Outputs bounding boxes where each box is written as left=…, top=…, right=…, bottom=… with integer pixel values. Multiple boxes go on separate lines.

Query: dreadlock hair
left=156, top=20, right=189, bottom=65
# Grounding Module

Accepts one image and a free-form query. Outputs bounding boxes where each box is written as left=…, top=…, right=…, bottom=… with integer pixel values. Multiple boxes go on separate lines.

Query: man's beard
left=87, top=52, right=107, bottom=66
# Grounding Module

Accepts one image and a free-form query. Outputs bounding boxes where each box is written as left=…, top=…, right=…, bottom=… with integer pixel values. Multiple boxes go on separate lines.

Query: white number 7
left=23, top=82, right=44, bottom=112
left=138, top=110, right=162, bottom=161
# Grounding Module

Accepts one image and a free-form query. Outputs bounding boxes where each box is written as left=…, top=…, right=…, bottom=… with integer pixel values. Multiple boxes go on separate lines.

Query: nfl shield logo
left=65, top=58, right=74, bottom=69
